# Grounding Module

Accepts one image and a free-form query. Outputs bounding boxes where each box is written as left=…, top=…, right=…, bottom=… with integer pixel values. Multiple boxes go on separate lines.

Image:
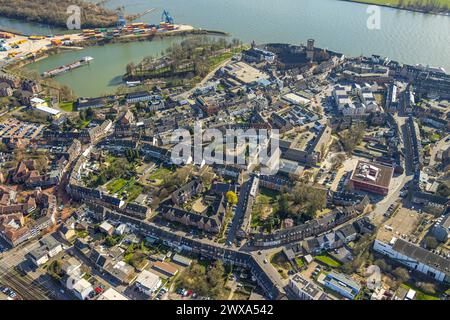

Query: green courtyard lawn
left=106, top=177, right=143, bottom=202
left=148, top=167, right=172, bottom=185
left=251, top=187, right=280, bottom=229
left=106, top=178, right=127, bottom=194
left=295, top=257, right=304, bottom=269
left=315, top=255, right=342, bottom=268
left=125, top=179, right=143, bottom=202
left=401, top=284, right=440, bottom=300
left=59, top=101, right=75, bottom=112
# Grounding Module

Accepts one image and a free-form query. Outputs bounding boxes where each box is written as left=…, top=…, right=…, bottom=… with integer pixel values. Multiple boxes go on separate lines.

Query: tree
left=34, top=155, right=48, bottom=173
left=105, top=236, right=118, bottom=247
left=207, top=261, right=225, bottom=288
left=374, top=258, right=391, bottom=273
left=424, top=236, right=439, bottom=249
left=198, top=166, right=216, bottom=186
left=393, top=267, right=410, bottom=282
left=0, top=142, right=8, bottom=152
left=340, top=123, right=366, bottom=154
left=436, top=182, right=450, bottom=198
left=417, top=282, right=436, bottom=295
left=126, top=62, right=136, bottom=76
left=331, top=154, right=346, bottom=171
left=226, top=191, right=238, bottom=206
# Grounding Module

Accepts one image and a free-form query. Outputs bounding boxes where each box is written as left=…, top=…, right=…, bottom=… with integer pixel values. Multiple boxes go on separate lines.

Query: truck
left=29, top=35, right=46, bottom=40
left=51, top=39, right=62, bottom=46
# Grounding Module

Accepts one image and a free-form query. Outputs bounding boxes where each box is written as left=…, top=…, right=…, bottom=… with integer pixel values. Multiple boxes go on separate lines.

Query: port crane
left=161, top=10, right=174, bottom=24
left=115, top=5, right=156, bottom=28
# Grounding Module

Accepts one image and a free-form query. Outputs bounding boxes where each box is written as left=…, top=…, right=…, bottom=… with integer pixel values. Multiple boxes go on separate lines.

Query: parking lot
left=0, top=118, right=45, bottom=139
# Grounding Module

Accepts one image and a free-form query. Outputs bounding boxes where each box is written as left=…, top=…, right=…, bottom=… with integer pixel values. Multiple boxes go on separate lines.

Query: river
left=1, top=0, right=449, bottom=97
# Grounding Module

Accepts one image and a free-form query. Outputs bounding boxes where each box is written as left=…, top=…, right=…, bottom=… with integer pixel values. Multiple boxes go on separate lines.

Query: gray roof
left=40, top=235, right=61, bottom=251
left=393, top=239, right=450, bottom=276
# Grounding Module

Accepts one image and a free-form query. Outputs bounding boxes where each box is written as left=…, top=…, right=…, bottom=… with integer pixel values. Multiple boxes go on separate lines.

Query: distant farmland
left=344, top=0, right=450, bottom=14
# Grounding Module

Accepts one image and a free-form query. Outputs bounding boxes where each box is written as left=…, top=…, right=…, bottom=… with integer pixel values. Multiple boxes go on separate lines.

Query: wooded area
left=0, top=0, right=119, bottom=28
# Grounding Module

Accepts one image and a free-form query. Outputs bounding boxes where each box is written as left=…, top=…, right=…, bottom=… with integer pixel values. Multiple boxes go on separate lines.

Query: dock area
left=0, top=24, right=222, bottom=68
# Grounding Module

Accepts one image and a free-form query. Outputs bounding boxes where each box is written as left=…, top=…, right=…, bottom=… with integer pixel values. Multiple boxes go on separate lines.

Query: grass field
left=106, top=177, right=143, bottom=202
left=401, top=284, right=440, bottom=300
left=106, top=178, right=127, bottom=194
left=59, top=101, right=74, bottom=112
left=148, top=167, right=172, bottom=185
left=315, top=255, right=342, bottom=268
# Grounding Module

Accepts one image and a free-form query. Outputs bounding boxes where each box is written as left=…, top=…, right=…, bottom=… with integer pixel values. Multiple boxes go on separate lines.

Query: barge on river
left=42, top=56, right=94, bottom=77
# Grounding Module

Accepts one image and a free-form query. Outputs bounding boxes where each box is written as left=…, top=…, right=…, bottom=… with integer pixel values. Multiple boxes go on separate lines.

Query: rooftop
left=392, top=239, right=450, bottom=276
left=136, top=270, right=161, bottom=289
left=350, top=160, right=394, bottom=189
left=223, top=62, right=270, bottom=84
left=97, top=288, right=129, bottom=300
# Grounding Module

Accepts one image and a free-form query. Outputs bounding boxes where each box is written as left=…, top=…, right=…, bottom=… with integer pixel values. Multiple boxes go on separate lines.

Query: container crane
left=161, top=10, right=174, bottom=24
left=116, top=6, right=127, bottom=28
left=116, top=5, right=156, bottom=28
left=129, top=8, right=156, bottom=22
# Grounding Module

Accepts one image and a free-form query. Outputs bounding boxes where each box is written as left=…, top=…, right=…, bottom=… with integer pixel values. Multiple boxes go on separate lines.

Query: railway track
left=0, top=268, right=53, bottom=300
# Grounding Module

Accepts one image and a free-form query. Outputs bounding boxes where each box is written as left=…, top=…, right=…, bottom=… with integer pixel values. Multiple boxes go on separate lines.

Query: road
left=226, top=178, right=251, bottom=246
left=368, top=112, right=414, bottom=223
left=176, top=57, right=232, bottom=100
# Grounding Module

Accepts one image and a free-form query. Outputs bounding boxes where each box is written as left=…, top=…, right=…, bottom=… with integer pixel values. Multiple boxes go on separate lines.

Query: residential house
left=135, top=270, right=162, bottom=296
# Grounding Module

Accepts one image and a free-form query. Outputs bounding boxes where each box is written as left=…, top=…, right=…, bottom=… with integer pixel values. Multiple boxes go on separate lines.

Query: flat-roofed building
left=172, top=254, right=192, bottom=267
left=350, top=160, right=394, bottom=196
left=323, top=272, right=361, bottom=300
left=135, top=270, right=162, bottom=296
left=373, top=208, right=450, bottom=283
left=289, top=274, right=331, bottom=300
left=70, top=277, right=94, bottom=300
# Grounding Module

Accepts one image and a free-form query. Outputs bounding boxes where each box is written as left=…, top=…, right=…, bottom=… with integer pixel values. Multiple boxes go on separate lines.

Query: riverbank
left=1, top=24, right=229, bottom=69
left=1, top=25, right=230, bottom=98
left=0, top=0, right=119, bottom=29
left=339, top=0, right=450, bottom=16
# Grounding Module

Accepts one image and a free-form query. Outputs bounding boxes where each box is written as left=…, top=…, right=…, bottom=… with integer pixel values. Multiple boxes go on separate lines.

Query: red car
left=95, top=287, right=103, bottom=295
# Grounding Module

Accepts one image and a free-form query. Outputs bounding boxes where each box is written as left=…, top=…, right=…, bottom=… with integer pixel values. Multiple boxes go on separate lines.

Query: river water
left=1, top=0, right=449, bottom=97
